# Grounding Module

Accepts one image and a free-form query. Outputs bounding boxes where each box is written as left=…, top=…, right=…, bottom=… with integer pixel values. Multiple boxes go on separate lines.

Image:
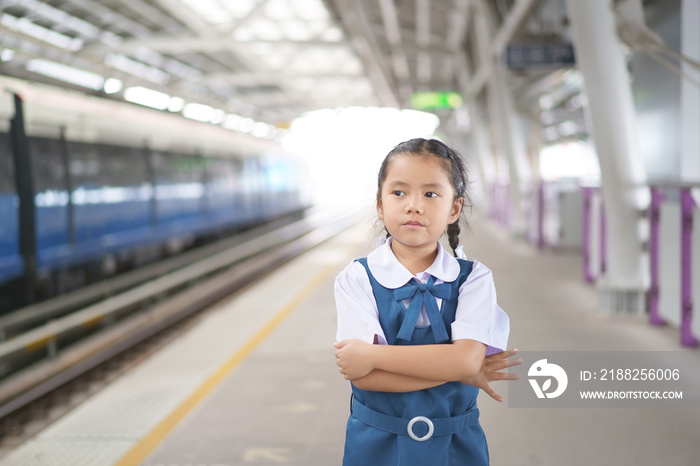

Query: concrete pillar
left=465, top=102, right=497, bottom=202
left=443, top=105, right=494, bottom=215
left=681, top=0, right=700, bottom=346
left=682, top=0, right=700, bottom=182
left=473, top=3, right=531, bottom=236
left=565, top=0, right=650, bottom=312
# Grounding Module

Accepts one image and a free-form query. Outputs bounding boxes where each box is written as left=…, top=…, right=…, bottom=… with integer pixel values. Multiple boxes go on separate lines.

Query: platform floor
left=1, top=215, right=699, bottom=465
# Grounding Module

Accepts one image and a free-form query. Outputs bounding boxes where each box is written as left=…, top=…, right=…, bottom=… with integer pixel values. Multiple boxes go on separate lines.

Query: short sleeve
left=334, top=261, right=388, bottom=344
left=451, top=260, right=509, bottom=355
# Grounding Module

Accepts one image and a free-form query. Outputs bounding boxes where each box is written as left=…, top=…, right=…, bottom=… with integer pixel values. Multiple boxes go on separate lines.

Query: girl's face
left=377, top=153, right=462, bottom=252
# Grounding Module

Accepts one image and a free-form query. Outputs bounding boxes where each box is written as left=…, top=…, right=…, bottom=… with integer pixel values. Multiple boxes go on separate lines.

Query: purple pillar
left=490, top=182, right=497, bottom=221
left=600, top=201, right=606, bottom=278
left=680, top=188, right=698, bottom=347
left=537, top=181, right=545, bottom=249
left=524, top=187, right=532, bottom=244
left=582, top=187, right=594, bottom=283
left=649, top=186, right=665, bottom=326
left=505, top=183, right=511, bottom=228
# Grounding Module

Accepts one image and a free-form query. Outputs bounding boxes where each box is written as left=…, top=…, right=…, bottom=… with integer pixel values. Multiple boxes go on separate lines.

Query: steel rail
left=0, top=211, right=360, bottom=417
left=0, top=207, right=335, bottom=340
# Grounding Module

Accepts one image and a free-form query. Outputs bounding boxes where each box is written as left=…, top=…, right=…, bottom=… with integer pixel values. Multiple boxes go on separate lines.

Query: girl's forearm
left=352, top=370, right=446, bottom=392
left=370, top=339, right=485, bottom=382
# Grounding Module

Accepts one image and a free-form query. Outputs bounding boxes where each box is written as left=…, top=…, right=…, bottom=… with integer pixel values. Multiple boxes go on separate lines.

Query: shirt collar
left=366, top=237, right=460, bottom=289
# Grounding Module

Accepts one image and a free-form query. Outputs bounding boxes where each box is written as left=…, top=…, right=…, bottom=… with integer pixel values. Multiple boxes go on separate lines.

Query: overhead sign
left=506, top=43, right=575, bottom=69
left=410, top=91, right=463, bottom=110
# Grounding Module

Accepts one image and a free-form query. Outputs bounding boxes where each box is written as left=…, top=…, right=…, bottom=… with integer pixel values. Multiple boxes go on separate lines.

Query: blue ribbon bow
left=393, top=276, right=452, bottom=343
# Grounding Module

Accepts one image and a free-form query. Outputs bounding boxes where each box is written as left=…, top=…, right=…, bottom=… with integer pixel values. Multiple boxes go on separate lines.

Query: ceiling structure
left=0, top=0, right=582, bottom=142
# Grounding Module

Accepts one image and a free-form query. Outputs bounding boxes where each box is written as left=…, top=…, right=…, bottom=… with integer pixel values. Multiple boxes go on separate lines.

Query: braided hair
left=376, top=138, right=472, bottom=255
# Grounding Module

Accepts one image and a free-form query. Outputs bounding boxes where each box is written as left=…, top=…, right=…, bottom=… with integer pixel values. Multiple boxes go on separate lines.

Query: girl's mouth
left=404, top=221, right=423, bottom=228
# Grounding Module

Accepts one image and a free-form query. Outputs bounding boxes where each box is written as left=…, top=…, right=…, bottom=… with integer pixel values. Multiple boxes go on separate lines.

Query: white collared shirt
left=334, top=238, right=509, bottom=355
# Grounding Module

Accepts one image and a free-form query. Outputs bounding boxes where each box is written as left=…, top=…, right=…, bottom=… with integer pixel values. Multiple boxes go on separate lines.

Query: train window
left=151, top=151, right=206, bottom=185
left=208, top=158, right=236, bottom=194
left=30, top=136, right=67, bottom=193
left=0, top=132, right=14, bottom=193
left=66, top=141, right=100, bottom=189
left=94, top=144, right=149, bottom=187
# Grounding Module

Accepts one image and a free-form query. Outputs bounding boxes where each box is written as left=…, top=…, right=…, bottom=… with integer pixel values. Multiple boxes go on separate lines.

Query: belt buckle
left=407, top=415, right=434, bottom=442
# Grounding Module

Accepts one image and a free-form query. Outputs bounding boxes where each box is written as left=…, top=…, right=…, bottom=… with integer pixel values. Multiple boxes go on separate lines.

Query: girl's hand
left=461, top=348, right=522, bottom=402
left=334, top=340, right=375, bottom=380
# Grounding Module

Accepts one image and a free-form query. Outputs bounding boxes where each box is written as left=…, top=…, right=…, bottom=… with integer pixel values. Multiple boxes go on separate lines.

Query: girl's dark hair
left=377, top=138, right=472, bottom=255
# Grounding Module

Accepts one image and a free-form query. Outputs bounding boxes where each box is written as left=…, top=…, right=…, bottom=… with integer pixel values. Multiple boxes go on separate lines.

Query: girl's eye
left=425, top=192, right=438, bottom=198
left=392, top=190, right=405, bottom=197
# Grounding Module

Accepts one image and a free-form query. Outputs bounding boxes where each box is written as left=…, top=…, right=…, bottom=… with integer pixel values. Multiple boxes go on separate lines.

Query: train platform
left=1, top=215, right=699, bottom=466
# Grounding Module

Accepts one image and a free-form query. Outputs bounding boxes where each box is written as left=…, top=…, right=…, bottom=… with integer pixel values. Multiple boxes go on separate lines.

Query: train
left=0, top=77, right=313, bottom=314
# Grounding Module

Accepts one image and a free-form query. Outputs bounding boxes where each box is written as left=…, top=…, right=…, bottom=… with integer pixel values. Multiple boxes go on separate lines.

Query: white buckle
left=407, top=416, right=434, bottom=442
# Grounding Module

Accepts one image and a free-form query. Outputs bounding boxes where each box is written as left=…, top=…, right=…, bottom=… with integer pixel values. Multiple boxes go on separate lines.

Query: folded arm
left=336, top=341, right=522, bottom=400
left=335, top=338, right=485, bottom=382
left=352, top=370, right=446, bottom=392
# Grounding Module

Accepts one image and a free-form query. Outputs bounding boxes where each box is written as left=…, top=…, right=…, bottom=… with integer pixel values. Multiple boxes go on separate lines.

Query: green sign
left=410, top=91, right=463, bottom=110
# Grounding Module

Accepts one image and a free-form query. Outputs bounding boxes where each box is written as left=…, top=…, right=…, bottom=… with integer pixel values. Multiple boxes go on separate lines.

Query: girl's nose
left=406, top=196, right=424, bottom=214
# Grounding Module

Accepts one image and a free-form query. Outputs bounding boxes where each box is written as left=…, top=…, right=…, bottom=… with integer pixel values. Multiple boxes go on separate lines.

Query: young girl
left=334, top=138, right=519, bottom=465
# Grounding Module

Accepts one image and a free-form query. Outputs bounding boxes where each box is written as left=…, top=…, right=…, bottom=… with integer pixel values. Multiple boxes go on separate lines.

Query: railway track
left=0, top=208, right=360, bottom=453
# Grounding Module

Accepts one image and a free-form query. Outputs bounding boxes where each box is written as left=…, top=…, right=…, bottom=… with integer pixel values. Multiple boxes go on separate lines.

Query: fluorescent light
left=105, top=53, right=170, bottom=85
left=124, top=86, right=171, bottom=110
left=223, top=114, right=243, bottom=130
left=252, top=122, right=272, bottom=138
left=183, top=103, right=214, bottom=122
left=1, top=13, right=83, bottom=51
left=295, top=0, right=329, bottom=20
left=26, top=59, right=104, bottom=90
left=168, top=97, right=185, bottom=112
left=1, top=49, right=14, bottom=62
left=210, top=109, right=226, bottom=124
left=103, top=78, right=123, bottom=94
left=558, top=121, right=578, bottom=136
left=237, top=117, right=255, bottom=133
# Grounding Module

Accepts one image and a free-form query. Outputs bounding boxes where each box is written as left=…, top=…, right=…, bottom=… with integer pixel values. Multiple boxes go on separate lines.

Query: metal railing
left=487, top=179, right=700, bottom=348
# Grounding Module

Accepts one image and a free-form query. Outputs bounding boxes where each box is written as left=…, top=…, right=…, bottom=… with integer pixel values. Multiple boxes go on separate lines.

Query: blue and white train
left=0, top=77, right=312, bottom=313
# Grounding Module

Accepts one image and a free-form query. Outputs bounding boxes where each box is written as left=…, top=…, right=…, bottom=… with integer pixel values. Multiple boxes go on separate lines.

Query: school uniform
left=335, top=238, right=509, bottom=465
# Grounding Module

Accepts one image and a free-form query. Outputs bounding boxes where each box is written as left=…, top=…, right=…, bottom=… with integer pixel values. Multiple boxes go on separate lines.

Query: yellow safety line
left=113, top=259, right=341, bottom=466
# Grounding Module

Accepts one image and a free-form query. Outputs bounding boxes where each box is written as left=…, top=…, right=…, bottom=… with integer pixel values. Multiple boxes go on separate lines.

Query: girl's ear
left=377, top=198, right=384, bottom=220
left=449, top=198, right=463, bottom=223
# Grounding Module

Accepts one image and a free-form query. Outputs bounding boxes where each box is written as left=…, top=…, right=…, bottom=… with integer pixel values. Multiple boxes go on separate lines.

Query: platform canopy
left=0, top=0, right=583, bottom=135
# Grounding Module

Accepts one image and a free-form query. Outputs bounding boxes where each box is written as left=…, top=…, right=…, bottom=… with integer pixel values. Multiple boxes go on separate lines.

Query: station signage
left=410, top=91, right=463, bottom=110
left=506, top=43, right=575, bottom=69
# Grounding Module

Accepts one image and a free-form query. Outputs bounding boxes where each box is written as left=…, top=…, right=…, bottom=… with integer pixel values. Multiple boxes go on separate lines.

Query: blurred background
left=0, top=0, right=698, bottom=464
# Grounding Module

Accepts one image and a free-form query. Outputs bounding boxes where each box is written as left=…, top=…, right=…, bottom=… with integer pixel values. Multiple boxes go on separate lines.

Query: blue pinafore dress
left=343, top=257, right=489, bottom=466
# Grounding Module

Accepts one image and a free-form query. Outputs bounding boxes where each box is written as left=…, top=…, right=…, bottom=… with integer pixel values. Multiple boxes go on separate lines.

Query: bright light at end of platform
left=282, top=107, right=440, bottom=212
left=540, top=141, right=600, bottom=182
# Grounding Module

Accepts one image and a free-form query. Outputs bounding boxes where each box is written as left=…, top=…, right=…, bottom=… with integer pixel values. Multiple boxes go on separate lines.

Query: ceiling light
left=210, top=109, right=226, bottom=124
left=168, top=97, right=185, bottom=112
left=26, top=59, right=104, bottom=90
left=105, top=53, right=170, bottom=85
left=223, top=114, right=243, bottom=130
left=1, top=13, right=83, bottom=51
left=294, top=0, right=329, bottom=20
left=103, top=78, right=123, bottom=94
left=252, top=122, right=272, bottom=138
left=558, top=121, right=578, bottom=136
left=265, top=0, right=296, bottom=20
left=183, top=103, right=215, bottom=122
left=1, top=49, right=14, bottom=62
left=250, top=18, right=283, bottom=41
left=237, top=117, right=256, bottom=133
left=124, top=86, right=171, bottom=110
